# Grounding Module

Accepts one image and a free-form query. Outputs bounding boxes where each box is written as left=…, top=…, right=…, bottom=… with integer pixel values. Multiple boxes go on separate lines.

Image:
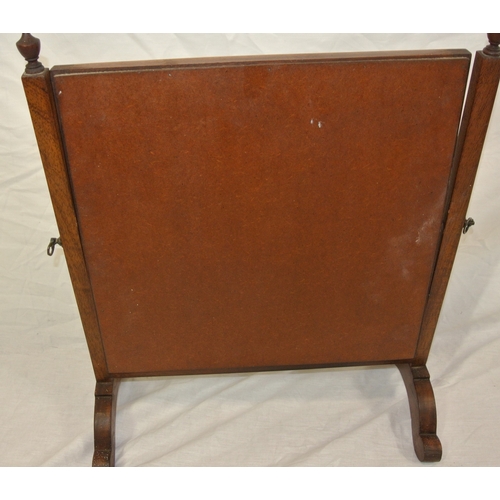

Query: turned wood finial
left=16, top=33, right=44, bottom=73
left=484, top=33, right=500, bottom=56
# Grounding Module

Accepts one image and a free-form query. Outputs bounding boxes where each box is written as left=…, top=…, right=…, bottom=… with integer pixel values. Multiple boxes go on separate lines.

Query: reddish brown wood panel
left=51, top=53, right=470, bottom=375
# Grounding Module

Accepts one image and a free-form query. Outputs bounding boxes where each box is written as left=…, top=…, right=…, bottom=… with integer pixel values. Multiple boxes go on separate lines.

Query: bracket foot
left=92, top=379, right=120, bottom=467
left=397, top=364, right=442, bottom=462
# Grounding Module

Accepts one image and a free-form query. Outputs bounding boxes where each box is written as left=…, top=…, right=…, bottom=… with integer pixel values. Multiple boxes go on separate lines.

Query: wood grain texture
left=52, top=53, right=469, bottom=375
left=20, top=70, right=109, bottom=381
left=92, top=379, right=120, bottom=467
left=397, top=364, right=442, bottom=462
left=415, top=48, right=500, bottom=364
left=20, top=35, right=500, bottom=465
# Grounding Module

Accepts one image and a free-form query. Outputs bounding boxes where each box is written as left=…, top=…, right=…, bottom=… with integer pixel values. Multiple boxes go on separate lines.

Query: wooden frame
left=17, top=33, right=500, bottom=466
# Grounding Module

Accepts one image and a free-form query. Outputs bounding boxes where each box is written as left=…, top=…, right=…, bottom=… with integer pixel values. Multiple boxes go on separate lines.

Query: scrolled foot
left=92, top=379, right=120, bottom=467
left=397, top=364, right=442, bottom=462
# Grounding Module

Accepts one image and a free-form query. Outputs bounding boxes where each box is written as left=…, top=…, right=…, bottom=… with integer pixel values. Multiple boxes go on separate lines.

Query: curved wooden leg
left=397, top=364, right=442, bottom=462
left=92, top=379, right=120, bottom=467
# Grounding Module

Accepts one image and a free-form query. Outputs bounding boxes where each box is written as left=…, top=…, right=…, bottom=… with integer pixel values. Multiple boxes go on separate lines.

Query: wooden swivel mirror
left=17, top=33, right=500, bottom=466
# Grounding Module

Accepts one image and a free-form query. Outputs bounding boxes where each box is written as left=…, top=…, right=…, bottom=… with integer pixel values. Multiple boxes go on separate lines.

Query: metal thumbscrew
left=462, top=218, right=475, bottom=234
left=47, top=237, right=62, bottom=256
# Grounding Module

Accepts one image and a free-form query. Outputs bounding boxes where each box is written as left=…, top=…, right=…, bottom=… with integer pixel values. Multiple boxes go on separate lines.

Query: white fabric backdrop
left=1, top=33, right=499, bottom=467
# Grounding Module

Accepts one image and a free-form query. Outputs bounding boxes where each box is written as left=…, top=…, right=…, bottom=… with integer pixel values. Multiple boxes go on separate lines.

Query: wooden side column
left=18, top=33, right=113, bottom=467
left=406, top=33, right=500, bottom=464
left=416, top=34, right=500, bottom=364
left=16, top=34, right=109, bottom=381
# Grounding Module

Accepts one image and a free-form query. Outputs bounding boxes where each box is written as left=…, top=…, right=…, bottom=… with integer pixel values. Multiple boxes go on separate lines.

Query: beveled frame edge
left=105, top=358, right=414, bottom=379
left=48, top=48, right=472, bottom=77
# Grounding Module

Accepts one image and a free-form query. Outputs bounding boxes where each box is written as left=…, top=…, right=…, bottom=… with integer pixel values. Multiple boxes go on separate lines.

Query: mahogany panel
left=51, top=53, right=470, bottom=375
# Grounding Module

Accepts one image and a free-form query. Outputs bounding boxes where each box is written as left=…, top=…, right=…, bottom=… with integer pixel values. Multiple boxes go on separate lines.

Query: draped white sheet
left=1, top=33, right=499, bottom=466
